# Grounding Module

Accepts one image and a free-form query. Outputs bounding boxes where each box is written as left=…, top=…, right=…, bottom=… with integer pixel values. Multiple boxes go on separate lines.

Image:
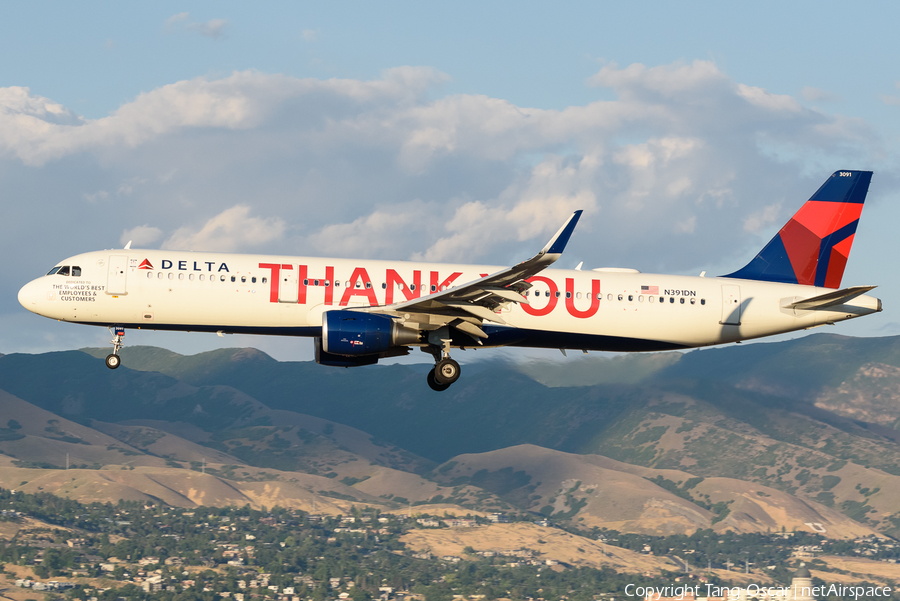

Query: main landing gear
left=423, top=330, right=461, bottom=392
left=106, top=326, right=124, bottom=369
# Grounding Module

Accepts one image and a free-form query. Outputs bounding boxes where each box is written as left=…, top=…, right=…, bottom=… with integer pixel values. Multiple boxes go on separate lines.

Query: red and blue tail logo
left=723, top=170, right=872, bottom=289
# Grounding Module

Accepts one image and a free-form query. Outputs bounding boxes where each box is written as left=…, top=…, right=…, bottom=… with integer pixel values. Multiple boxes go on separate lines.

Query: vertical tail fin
left=723, top=170, right=872, bottom=289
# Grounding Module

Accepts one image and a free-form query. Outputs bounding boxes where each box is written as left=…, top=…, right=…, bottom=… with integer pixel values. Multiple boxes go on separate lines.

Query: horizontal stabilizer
left=788, top=285, right=876, bottom=310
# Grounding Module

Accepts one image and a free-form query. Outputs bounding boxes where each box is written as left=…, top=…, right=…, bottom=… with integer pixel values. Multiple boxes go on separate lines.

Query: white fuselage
left=18, top=249, right=881, bottom=352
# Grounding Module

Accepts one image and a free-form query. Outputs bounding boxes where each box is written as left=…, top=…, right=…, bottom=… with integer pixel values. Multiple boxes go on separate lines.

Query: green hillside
left=7, top=334, right=900, bottom=534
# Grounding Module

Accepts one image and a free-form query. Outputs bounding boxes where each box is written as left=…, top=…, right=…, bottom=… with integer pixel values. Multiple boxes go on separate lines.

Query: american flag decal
left=641, top=285, right=659, bottom=295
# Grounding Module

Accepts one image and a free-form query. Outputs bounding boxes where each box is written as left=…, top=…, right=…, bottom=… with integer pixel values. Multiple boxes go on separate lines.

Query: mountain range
left=1, top=333, right=900, bottom=540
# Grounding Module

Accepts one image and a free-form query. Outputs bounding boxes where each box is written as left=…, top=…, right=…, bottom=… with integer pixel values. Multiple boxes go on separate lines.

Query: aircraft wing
left=361, top=210, right=582, bottom=341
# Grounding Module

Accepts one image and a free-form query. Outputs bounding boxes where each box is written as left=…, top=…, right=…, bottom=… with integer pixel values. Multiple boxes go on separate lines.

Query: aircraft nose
left=17, top=280, right=41, bottom=312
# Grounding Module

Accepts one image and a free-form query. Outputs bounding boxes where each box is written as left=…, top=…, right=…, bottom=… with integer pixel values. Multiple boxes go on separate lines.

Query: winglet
left=541, top=210, right=583, bottom=256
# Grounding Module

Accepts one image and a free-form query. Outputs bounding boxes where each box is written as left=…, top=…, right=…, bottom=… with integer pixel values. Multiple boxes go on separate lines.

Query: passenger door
left=107, top=255, right=128, bottom=295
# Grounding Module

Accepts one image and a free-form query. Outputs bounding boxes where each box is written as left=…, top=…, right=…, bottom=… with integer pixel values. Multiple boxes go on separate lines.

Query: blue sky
left=3, top=2, right=900, bottom=361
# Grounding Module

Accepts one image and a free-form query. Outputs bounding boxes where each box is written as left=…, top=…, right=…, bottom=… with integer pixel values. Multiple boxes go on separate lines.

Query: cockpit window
left=72, top=266, right=81, bottom=276
left=57, top=266, right=70, bottom=276
left=46, top=266, right=61, bottom=276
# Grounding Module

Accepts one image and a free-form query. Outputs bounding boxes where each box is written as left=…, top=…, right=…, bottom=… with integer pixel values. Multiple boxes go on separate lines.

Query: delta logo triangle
left=138, top=259, right=154, bottom=270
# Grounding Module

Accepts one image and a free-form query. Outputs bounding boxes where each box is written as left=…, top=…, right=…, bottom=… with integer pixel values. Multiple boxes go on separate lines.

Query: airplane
left=18, top=170, right=881, bottom=391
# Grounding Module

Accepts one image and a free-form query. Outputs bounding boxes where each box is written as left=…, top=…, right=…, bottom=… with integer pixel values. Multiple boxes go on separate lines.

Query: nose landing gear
left=106, top=326, right=124, bottom=370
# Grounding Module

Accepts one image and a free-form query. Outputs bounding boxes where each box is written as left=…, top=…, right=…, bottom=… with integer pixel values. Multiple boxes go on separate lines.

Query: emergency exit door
left=279, top=267, right=299, bottom=303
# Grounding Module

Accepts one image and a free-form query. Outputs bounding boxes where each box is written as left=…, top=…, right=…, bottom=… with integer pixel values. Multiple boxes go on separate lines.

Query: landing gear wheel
left=427, top=370, right=451, bottom=392
left=434, top=358, right=461, bottom=385
left=105, top=354, right=121, bottom=370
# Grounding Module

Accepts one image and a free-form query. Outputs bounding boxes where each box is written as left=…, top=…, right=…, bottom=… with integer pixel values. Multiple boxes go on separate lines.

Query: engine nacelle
left=322, top=310, right=420, bottom=356
left=314, top=337, right=379, bottom=367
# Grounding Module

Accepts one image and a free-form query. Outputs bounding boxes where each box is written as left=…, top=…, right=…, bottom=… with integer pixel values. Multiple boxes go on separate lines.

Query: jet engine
left=321, top=310, right=420, bottom=357
left=314, top=337, right=380, bottom=367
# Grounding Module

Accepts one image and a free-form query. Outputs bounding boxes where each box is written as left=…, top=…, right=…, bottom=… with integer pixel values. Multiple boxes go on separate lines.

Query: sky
left=3, top=2, right=900, bottom=363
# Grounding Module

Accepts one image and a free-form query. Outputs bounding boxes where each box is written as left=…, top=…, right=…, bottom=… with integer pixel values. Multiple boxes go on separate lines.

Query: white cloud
left=165, top=12, right=190, bottom=28
left=0, top=60, right=883, bottom=300
left=162, top=205, right=287, bottom=252
left=120, top=225, right=163, bottom=247
left=801, top=86, right=840, bottom=103
left=737, top=84, right=803, bottom=113
left=82, top=190, right=108, bottom=203
left=117, top=176, right=147, bottom=196
left=307, top=201, right=430, bottom=259
left=301, top=29, right=318, bottom=43
left=743, top=203, right=782, bottom=233
left=0, top=68, right=449, bottom=166
left=190, top=18, right=227, bottom=39
left=165, top=12, right=227, bottom=38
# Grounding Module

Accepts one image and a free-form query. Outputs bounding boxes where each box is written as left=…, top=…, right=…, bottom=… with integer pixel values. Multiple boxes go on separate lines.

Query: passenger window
left=617, top=294, right=623, bottom=301
left=382, top=283, right=387, bottom=289
left=410, top=284, right=416, bottom=291
left=638, top=295, right=644, bottom=302
left=252, top=277, right=257, bottom=283
left=158, top=272, right=163, bottom=279
left=168, top=273, right=174, bottom=280
left=58, top=266, right=70, bottom=276
left=690, top=298, right=696, bottom=305
left=545, top=291, right=550, bottom=297
left=189, top=274, right=194, bottom=281
left=72, top=266, right=81, bottom=276
left=555, top=291, right=560, bottom=298
left=659, top=296, right=664, bottom=303
left=566, top=292, right=572, bottom=299
left=649, top=296, right=655, bottom=303
left=241, top=276, right=247, bottom=283
left=701, top=299, right=706, bottom=305
left=303, top=279, right=309, bottom=286
left=607, top=294, right=612, bottom=301
left=597, top=293, right=603, bottom=300
left=46, top=267, right=61, bottom=275
left=366, top=282, right=372, bottom=289
left=576, top=292, right=582, bottom=299
left=200, top=274, right=205, bottom=281
left=313, top=279, right=319, bottom=286
left=147, top=272, right=152, bottom=279
left=680, top=297, right=685, bottom=304
left=324, top=280, right=329, bottom=287
left=231, top=276, right=236, bottom=283
left=262, top=277, right=267, bottom=284
left=431, top=285, right=437, bottom=292
left=628, top=295, right=633, bottom=301
left=669, top=297, right=674, bottom=303
left=178, top=273, right=184, bottom=280
left=355, top=281, right=361, bottom=289
left=220, top=275, right=226, bottom=282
